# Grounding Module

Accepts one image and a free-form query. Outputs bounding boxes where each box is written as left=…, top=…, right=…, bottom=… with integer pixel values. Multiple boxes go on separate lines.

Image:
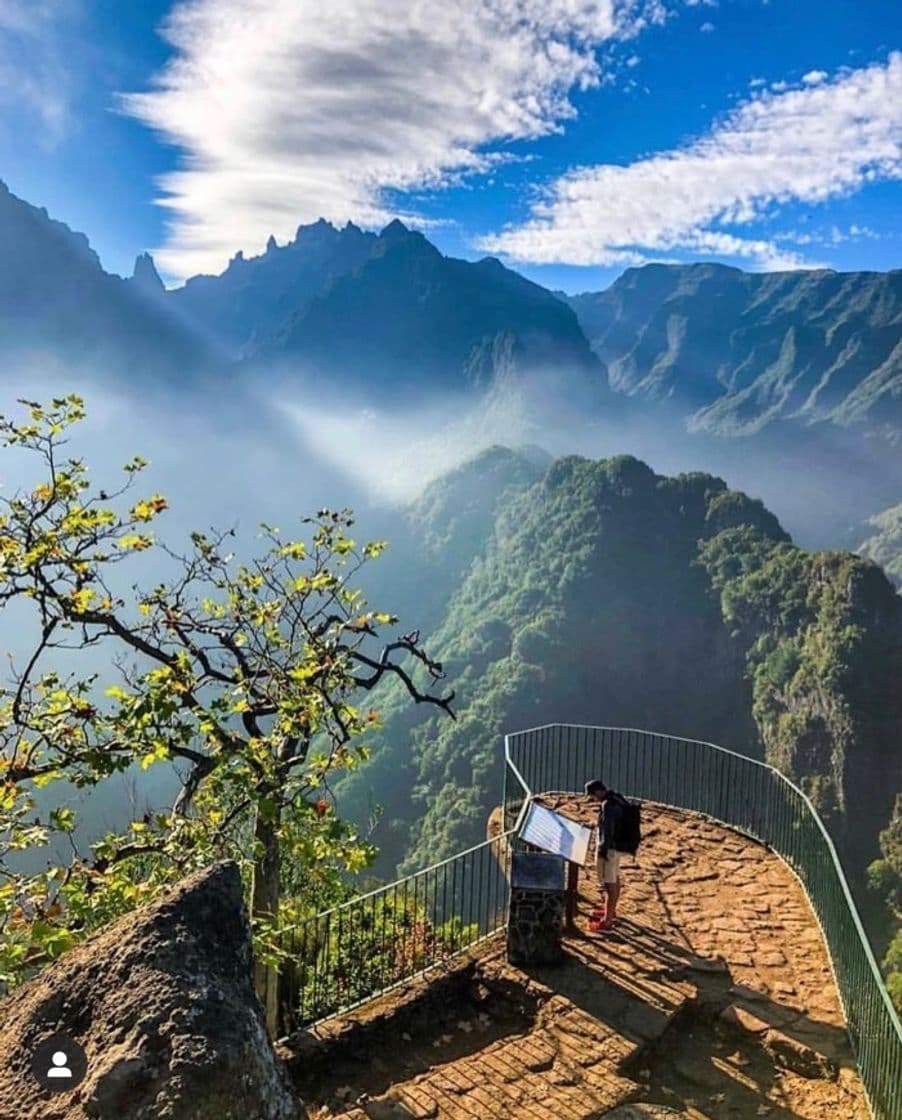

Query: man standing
left=585, top=779, right=624, bottom=931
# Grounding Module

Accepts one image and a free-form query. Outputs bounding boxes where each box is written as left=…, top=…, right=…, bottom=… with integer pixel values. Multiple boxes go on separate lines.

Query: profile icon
left=47, top=1050, right=73, bottom=1079
left=31, top=1032, right=87, bottom=1093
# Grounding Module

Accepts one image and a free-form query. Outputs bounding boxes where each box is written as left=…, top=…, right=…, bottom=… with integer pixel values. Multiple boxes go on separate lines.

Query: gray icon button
left=31, top=1033, right=88, bottom=1093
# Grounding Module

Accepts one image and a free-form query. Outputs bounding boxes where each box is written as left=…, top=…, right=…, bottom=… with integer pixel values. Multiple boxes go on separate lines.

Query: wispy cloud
left=0, top=1, right=80, bottom=145
left=123, top=0, right=667, bottom=280
left=776, top=223, right=880, bottom=247
left=479, top=54, right=902, bottom=269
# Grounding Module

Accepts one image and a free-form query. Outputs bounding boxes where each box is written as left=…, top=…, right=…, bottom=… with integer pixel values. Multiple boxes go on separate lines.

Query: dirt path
left=292, top=802, right=868, bottom=1120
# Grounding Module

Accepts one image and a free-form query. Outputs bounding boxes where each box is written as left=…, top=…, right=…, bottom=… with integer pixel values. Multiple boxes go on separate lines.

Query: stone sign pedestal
left=506, top=851, right=566, bottom=966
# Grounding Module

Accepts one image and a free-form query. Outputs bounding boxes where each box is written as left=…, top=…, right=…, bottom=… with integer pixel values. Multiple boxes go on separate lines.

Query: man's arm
left=599, top=801, right=621, bottom=858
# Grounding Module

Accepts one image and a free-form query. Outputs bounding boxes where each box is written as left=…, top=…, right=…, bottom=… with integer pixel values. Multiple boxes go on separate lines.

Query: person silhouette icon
left=47, top=1051, right=72, bottom=1079
left=32, top=1032, right=87, bottom=1092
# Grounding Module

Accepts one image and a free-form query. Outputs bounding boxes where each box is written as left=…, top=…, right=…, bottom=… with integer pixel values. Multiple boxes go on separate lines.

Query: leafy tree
left=0, top=396, right=454, bottom=1031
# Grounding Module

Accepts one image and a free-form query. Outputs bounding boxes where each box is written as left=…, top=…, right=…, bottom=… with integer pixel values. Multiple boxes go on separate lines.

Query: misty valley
left=1, top=167, right=900, bottom=1118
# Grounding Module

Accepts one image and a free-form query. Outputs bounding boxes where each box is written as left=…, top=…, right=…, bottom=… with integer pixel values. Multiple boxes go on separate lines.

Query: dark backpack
left=611, top=794, right=642, bottom=855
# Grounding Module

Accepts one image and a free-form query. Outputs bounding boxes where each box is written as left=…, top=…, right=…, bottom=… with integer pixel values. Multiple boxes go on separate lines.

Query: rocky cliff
left=0, top=862, right=299, bottom=1120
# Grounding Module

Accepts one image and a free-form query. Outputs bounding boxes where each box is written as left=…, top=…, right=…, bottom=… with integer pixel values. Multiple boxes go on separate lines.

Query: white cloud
left=124, top=0, right=667, bottom=280
left=802, top=69, right=828, bottom=85
left=0, top=1, right=80, bottom=143
left=700, top=21, right=715, bottom=32
left=478, top=54, right=902, bottom=269
left=777, top=223, right=880, bottom=247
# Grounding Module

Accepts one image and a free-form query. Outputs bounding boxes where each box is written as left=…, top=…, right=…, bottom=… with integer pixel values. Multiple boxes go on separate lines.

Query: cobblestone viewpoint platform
left=289, top=801, right=868, bottom=1120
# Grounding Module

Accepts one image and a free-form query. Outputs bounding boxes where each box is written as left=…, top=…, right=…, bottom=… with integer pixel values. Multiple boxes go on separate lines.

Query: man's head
left=584, top=779, right=608, bottom=802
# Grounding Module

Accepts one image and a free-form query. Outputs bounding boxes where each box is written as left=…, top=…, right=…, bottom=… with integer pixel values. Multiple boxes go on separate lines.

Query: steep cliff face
left=567, top=262, right=902, bottom=442
left=700, top=536, right=902, bottom=872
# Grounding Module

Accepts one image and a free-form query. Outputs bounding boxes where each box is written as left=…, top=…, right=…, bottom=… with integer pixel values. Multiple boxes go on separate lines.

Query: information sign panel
left=510, top=851, right=565, bottom=891
left=519, top=803, right=592, bottom=866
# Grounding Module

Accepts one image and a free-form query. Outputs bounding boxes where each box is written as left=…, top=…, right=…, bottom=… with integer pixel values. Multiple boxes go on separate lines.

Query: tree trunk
left=251, top=798, right=281, bottom=1037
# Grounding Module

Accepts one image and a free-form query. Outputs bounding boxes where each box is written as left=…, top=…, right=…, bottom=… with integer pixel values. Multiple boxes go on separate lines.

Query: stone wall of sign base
left=506, top=887, right=565, bottom=966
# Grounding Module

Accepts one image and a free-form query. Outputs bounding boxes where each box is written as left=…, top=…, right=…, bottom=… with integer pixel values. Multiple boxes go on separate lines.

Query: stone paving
left=293, top=801, right=869, bottom=1120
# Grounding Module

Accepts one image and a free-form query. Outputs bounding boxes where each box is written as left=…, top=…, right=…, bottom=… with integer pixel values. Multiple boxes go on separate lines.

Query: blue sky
left=1, top=0, right=899, bottom=292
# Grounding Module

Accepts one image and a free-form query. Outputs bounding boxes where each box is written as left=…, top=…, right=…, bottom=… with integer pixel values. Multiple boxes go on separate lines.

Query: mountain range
left=1, top=178, right=899, bottom=549
left=4, top=178, right=899, bottom=424
left=3, top=178, right=900, bottom=1001
left=566, top=262, right=902, bottom=441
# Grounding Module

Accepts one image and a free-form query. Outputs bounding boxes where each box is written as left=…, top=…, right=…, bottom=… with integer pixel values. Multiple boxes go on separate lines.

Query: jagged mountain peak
left=379, top=217, right=410, bottom=240
left=374, top=218, right=439, bottom=258
left=131, top=251, right=165, bottom=295
left=293, top=216, right=338, bottom=241
left=0, top=181, right=102, bottom=273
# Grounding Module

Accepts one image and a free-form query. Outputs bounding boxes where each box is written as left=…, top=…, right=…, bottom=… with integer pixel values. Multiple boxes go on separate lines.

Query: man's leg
left=605, top=877, right=621, bottom=923
left=593, top=857, right=607, bottom=917
left=600, top=854, right=622, bottom=928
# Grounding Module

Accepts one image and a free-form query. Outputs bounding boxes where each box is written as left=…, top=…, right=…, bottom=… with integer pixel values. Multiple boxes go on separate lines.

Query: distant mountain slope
left=0, top=181, right=209, bottom=381
left=566, top=262, right=902, bottom=441
left=339, top=450, right=902, bottom=903
left=858, top=503, right=902, bottom=587
left=252, top=221, right=605, bottom=399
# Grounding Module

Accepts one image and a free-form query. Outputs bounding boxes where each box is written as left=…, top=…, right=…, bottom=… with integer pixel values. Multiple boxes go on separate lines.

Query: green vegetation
left=0, top=397, right=452, bottom=1029
left=699, top=537, right=902, bottom=860
left=342, top=454, right=776, bottom=869
left=290, top=891, right=477, bottom=1026
left=868, top=797, right=902, bottom=1013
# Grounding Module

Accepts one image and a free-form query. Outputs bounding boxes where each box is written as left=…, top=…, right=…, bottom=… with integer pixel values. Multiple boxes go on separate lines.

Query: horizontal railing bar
left=507, top=722, right=789, bottom=772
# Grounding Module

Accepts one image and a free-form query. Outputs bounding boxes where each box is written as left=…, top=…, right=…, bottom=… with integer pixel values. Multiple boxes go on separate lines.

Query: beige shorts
left=595, top=850, right=622, bottom=886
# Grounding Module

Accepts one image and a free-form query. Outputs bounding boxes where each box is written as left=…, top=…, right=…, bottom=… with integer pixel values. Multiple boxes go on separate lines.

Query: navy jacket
left=597, top=793, right=624, bottom=857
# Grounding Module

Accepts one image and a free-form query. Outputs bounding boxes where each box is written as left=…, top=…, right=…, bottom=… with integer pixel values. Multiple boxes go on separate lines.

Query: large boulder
left=0, top=862, right=301, bottom=1119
